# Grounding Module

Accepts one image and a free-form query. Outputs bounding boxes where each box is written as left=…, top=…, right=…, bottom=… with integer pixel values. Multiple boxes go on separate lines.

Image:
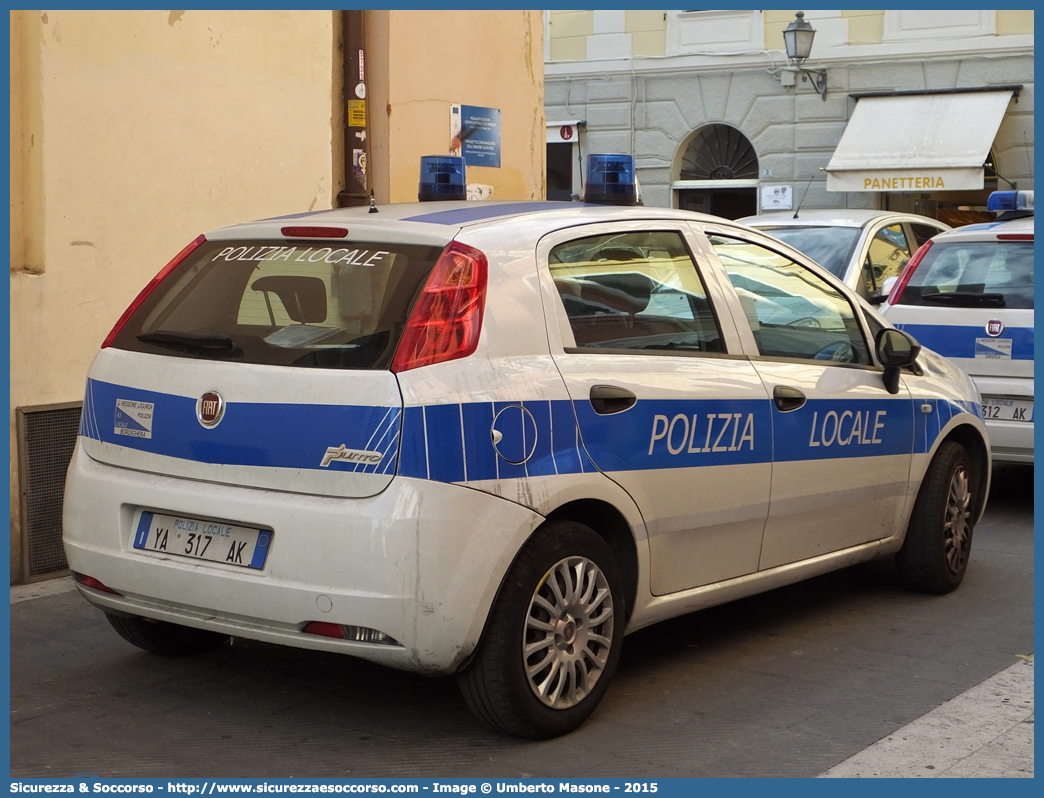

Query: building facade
left=544, top=10, right=1033, bottom=222
left=9, top=9, right=545, bottom=583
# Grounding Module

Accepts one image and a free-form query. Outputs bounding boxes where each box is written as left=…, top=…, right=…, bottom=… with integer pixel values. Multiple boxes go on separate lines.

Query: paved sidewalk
left=820, top=656, right=1034, bottom=777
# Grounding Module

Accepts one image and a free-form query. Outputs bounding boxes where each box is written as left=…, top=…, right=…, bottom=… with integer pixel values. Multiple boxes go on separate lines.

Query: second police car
left=63, top=155, right=991, bottom=739
left=882, top=190, right=1033, bottom=465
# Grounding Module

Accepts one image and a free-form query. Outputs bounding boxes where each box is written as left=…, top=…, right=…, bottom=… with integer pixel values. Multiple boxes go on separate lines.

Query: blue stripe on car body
left=80, top=380, right=978, bottom=483
left=895, top=324, right=1034, bottom=361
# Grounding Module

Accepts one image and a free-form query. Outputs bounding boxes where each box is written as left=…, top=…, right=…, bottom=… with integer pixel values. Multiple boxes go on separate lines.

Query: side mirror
left=880, top=275, right=899, bottom=296
left=875, top=327, right=921, bottom=394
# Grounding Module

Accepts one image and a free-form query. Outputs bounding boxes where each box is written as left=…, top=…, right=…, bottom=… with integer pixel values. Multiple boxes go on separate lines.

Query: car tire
left=458, top=520, right=624, bottom=739
left=895, top=441, right=976, bottom=594
left=105, top=613, right=230, bottom=656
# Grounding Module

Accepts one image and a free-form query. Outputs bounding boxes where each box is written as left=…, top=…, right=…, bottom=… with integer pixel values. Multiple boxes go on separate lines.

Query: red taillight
left=302, top=621, right=345, bottom=639
left=887, top=239, right=933, bottom=305
left=72, top=572, right=122, bottom=596
left=280, top=226, right=349, bottom=238
left=101, top=234, right=207, bottom=348
left=391, top=241, right=488, bottom=372
left=997, top=233, right=1033, bottom=241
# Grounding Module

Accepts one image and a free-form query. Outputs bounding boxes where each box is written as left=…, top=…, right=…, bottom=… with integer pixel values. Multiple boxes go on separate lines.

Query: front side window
left=549, top=230, right=723, bottom=354
left=708, top=234, right=871, bottom=365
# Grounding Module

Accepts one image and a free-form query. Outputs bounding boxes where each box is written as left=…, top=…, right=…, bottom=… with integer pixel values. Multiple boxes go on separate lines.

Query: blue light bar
left=584, top=154, right=637, bottom=206
left=418, top=155, right=466, bottom=202
left=987, top=190, right=1033, bottom=213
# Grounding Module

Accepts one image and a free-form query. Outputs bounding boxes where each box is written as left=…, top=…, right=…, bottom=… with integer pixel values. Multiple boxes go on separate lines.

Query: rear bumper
left=971, top=376, right=1033, bottom=464
left=984, top=421, right=1033, bottom=464
left=62, top=443, right=545, bottom=674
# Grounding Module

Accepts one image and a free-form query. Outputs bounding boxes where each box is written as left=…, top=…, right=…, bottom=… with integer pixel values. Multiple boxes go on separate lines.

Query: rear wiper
left=138, top=330, right=243, bottom=356
left=921, top=292, right=1006, bottom=308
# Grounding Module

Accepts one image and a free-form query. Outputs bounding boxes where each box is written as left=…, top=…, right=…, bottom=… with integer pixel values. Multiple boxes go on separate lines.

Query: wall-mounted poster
left=450, top=103, right=501, bottom=168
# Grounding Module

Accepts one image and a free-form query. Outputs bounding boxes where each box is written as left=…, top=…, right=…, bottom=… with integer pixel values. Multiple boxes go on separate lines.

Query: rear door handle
left=773, top=385, right=806, bottom=412
left=589, top=385, right=637, bottom=415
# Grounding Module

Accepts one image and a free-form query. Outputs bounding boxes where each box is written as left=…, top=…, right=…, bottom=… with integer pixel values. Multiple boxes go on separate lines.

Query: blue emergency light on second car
left=986, top=189, right=1034, bottom=214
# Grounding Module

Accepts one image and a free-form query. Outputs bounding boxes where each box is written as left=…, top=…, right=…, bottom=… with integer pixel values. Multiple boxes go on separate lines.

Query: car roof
left=740, top=209, right=945, bottom=229
left=930, top=214, right=1034, bottom=242
left=209, top=201, right=747, bottom=243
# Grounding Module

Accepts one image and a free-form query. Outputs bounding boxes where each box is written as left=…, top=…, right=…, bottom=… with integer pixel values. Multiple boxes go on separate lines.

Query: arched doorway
left=674, top=124, right=759, bottom=219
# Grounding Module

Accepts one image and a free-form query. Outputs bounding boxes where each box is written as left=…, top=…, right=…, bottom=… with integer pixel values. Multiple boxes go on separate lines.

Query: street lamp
left=780, top=11, right=827, bottom=101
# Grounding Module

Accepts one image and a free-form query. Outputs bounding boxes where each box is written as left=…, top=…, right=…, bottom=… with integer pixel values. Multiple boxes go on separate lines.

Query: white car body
left=740, top=209, right=950, bottom=303
left=882, top=202, right=1033, bottom=464
left=63, top=198, right=990, bottom=736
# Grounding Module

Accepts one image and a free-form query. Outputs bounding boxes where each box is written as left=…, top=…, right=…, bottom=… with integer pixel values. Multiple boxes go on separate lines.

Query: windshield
left=754, top=226, right=862, bottom=279
left=110, top=239, right=445, bottom=369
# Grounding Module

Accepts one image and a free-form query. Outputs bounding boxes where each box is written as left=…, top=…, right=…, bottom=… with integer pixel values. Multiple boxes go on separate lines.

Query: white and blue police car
left=64, top=155, right=991, bottom=739
left=882, top=190, right=1033, bottom=465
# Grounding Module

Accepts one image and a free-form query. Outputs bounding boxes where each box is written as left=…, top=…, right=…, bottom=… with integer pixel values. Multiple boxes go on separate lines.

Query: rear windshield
left=897, top=240, right=1033, bottom=309
left=754, top=226, right=861, bottom=279
left=110, top=239, right=445, bottom=369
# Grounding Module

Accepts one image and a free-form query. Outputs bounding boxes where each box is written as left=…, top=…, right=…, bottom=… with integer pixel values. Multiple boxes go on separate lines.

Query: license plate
left=133, top=511, right=271, bottom=570
left=982, top=397, right=1033, bottom=423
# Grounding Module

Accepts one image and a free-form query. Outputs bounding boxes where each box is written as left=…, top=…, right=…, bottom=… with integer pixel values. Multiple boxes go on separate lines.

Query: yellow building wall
left=367, top=10, right=544, bottom=204
left=996, top=10, right=1034, bottom=35
left=9, top=9, right=339, bottom=581
left=842, top=10, right=885, bottom=45
left=548, top=11, right=592, bottom=63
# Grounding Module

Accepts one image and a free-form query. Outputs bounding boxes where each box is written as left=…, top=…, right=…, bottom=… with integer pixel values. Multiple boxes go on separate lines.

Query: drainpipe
left=337, top=10, right=370, bottom=207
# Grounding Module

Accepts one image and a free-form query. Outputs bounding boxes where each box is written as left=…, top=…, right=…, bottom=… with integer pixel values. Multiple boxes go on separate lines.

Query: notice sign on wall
left=760, top=184, right=794, bottom=211
left=450, top=104, right=501, bottom=168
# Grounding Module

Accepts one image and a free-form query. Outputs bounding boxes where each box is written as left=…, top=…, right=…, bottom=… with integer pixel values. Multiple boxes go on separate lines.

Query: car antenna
left=793, top=167, right=824, bottom=219
left=368, top=190, right=378, bottom=213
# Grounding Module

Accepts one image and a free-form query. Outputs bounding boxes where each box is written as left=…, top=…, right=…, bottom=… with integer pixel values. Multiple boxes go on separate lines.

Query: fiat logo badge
left=196, top=390, right=225, bottom=428
left=986, top=319, right=1004, bottom=337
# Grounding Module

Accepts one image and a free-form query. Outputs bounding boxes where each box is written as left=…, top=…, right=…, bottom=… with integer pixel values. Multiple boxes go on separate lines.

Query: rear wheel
left=458, top=520, right=624, bottom=738
left=105, top=613, right=230, bottom=656
left=896, top=441, right=976, bottom=594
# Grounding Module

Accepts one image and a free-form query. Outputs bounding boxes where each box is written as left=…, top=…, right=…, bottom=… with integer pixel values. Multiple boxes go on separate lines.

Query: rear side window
left=548, top=230, right=724, bottom=354
left=897, top=240, right=1034, bottom=309
left=110, top=239, right=445, bottom=369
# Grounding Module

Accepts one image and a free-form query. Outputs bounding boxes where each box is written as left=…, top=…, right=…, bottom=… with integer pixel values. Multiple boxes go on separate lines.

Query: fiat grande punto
left=64, top=155, right=990, bottom=739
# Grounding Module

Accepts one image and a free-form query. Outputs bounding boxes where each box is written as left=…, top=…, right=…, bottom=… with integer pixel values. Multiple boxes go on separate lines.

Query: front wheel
left=895, top=441, right=976, bottom=594
left=458, top=520, right=624, bottom=738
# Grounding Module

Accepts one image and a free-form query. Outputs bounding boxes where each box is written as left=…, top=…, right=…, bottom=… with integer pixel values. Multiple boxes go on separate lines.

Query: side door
left=699, top=228, right=915, bottom=570
left=537, top=222, right=772, bottom=595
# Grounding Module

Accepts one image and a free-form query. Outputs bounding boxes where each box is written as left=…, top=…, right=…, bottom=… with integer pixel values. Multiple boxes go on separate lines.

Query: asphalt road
left=10, top=464, right=1033, bottom=778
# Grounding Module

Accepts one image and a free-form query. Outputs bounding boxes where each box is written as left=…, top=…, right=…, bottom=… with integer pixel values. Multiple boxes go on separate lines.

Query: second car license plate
left=132, top=511, right=271, bottom=570
left=982, top=397, right=1033, bottom=423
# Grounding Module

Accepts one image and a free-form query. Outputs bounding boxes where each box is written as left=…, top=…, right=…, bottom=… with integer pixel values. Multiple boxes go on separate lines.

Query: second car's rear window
left=110, top=239, right=445, bottom=369
left=897, top=239, right=1033, bottom=309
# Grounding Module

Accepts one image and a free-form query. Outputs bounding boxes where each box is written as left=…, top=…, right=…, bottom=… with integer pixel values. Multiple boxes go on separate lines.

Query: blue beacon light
left=418, top=155, right=467, bottom=202
left=584, top=154, right=638, bottom=206
left=987, top=190, right=1034, bottom=213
